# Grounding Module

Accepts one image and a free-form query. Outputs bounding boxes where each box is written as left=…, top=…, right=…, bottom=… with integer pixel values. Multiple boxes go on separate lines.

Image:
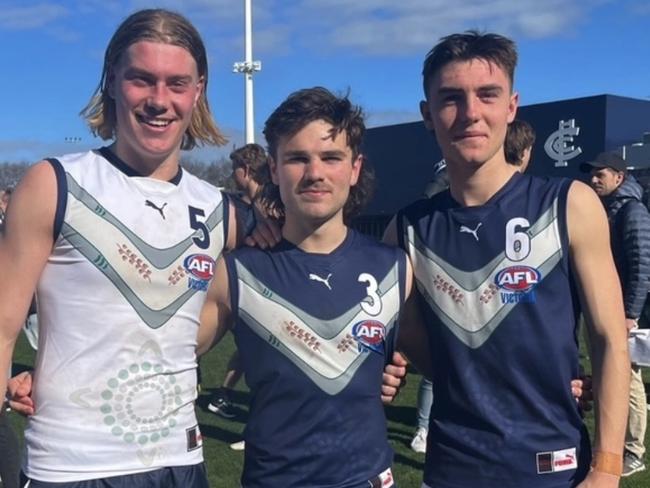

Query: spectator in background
left=0, top=188, right=12, bottom=230
left=582, top=152, right=650, bottom=478
left=207, top=144, right=268, bottom=451
left=505, top=119, right=536, bottom=171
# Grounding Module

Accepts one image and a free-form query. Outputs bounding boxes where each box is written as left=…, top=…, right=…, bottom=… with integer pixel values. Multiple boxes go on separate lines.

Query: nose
left=461, top=96, right=480, bottom=122
left=303, top=159, right=325, bottom=181
left=145, top=83, right=169, bottom=112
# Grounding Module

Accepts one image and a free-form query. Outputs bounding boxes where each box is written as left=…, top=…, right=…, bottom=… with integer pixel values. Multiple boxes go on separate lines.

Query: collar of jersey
left=276, top=228, right=355, bottom=262
left=98, top=146, right=183, bottom=185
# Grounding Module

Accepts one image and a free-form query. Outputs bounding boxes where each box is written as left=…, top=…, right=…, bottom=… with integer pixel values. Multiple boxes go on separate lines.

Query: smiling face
left=109, top=41, right=203, bottom=169
left=420, top=58, right=518, bottom=171
left=269, top=119, right=362, bottom=230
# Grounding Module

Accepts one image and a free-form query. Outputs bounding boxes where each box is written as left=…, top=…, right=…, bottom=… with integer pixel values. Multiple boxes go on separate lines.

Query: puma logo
left=459, top=222, right=482, bottom=241
left=145, top=200, right=167, bottom=219
left=309, top=272, right=332, bottom=290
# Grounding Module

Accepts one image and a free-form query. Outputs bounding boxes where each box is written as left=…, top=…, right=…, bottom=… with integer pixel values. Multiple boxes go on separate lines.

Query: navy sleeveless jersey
left=225, top=230, right=407, bottom=488
left=398, top=173, right=590, bottom=488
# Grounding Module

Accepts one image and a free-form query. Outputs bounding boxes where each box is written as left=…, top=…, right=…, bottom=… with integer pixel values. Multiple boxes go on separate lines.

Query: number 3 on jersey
left=358, top=273, right=382, bottom=316
left=189, top=206, right=210, bottom=249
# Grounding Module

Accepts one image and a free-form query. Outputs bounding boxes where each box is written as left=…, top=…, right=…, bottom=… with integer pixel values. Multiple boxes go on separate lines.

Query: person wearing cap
left=581, top=151, right=650, bottom=477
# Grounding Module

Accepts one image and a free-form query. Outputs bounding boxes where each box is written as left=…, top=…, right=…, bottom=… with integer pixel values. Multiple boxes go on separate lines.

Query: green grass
left=7, top=333, right=650, bottom=487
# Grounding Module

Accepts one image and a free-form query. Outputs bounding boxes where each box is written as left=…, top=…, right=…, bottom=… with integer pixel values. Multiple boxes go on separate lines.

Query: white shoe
left=410, top=427, right=428, bottom=453
left=230, top=440, right=245, bottom=451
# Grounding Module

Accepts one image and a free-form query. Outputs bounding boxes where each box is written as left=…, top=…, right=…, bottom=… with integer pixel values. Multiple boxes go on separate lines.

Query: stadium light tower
left=233, top=0, right=261, bottom=144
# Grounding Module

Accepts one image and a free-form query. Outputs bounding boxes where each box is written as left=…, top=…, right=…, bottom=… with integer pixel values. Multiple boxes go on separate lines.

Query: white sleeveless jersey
left=24, top=148, right=228, bottom=482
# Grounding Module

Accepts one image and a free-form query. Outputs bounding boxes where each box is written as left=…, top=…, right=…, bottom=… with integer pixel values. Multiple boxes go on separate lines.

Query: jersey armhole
left=386, top=249, right=408, bottom=365
left=223, top=254, right=240, bottom=327
left=45, top=158, right=67, bottom=243
left=221, top=191, right=231, bottom=250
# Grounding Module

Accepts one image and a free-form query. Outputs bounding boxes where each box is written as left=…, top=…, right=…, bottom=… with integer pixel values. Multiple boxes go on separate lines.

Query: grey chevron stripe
left=62, top=222, right=197, bottom=329
left=66, top=173, right=224, bottom=268
left=239, top=307, right=371, bottom=395
left=235, top=260, right=401, bottom=338
left=407, top=198, right=559, bottom=290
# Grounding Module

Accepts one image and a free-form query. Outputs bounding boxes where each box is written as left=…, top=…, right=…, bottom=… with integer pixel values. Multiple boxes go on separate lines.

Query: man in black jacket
left=582, top=151, right=650, bottom=477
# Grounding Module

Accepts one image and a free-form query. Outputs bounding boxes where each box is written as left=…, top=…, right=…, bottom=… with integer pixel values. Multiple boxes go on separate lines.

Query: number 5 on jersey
left=189, top=206, right=210, bottom=249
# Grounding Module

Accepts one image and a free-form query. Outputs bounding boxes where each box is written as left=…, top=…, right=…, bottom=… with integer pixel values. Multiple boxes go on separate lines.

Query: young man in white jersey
left=0, top=9, right=240, bottom=487
left=383, top=31, right=629, bottom=488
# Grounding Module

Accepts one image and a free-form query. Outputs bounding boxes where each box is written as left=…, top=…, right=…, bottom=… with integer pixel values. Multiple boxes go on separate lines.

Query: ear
left=269, top=157, right=279, bottom=185
left=507, top=91, right=519, bottom=124
left=420, top=100, right=435, bottom=131
left=194, top=76, right=205, bottom=107
left=349, top=154, right=363, bottom=187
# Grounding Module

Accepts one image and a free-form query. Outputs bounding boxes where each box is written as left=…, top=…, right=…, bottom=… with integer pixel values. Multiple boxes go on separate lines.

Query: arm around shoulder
left=197, top=256, right=234, bottom=356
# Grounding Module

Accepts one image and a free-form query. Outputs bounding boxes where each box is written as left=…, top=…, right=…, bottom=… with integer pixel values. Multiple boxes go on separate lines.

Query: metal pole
left=233, top=0, right=261, bottom=144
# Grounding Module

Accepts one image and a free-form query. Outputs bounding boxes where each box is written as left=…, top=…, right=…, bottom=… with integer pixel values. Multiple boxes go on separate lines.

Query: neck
left=109, top=142, right=181, bottom=181
left=282, top=214, right=348, bottom=254
left=447, top=154, right=518, bottom=207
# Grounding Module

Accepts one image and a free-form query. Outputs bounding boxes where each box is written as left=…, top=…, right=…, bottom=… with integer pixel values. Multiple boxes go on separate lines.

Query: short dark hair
left=260, top=87, right=374, bottom=223
left=230, top=143, right=268, bottom=185
left=422, top=30, right=518, bottom=99
left=505, top=119, right=536, bottom=166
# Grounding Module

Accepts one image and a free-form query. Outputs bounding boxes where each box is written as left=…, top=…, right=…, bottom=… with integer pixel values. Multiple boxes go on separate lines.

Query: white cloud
left=0, top=3, right=69, bottom=30
left=285, top=0, right=609, bottom=55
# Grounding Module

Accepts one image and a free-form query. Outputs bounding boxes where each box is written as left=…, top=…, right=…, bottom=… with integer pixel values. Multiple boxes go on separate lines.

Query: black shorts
left=21, top=463, right=209, bottom=488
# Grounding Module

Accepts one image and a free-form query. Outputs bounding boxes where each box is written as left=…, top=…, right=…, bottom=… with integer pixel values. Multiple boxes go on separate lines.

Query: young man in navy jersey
left=198, top=86, right=423, bottom=487
left=384, top=31, right=629, bottom=488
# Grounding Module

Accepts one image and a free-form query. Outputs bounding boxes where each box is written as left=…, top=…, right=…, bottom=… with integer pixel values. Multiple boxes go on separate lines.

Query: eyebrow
left=123, top=68, right=194, bottom=83
left=282, top=149, right=348, bottom=159
left=437, top=84, right=504, bottom=95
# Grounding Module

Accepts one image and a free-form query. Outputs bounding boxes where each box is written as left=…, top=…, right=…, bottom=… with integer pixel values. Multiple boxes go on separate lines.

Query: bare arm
left=568, top=181, right=628, bottom=483
left=0, top=162, right=57, bottom=399
left=197, top=256, right=234, bottom=356
left=384, top=217, right=434, bottom=378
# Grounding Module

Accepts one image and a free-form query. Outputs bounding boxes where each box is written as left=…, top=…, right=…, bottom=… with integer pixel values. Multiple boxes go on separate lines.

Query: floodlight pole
left=233, top=0, right=261, bottom=144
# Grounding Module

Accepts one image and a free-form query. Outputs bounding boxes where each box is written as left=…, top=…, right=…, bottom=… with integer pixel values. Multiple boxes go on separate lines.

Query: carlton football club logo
left=351, top=320, right=386, bottom=354
left=544, top=119, right=583, bottom=168
left=183, top=254, right=216, bottom=291
left=495, top=265, right=541, bottom=304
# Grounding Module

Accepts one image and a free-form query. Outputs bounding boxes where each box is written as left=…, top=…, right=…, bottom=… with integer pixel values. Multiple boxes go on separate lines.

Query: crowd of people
left=0, top=7, right=646, bottom=488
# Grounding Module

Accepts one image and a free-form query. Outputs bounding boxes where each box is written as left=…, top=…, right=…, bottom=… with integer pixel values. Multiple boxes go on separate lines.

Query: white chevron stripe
left=65, top=194, right=224, bottom=309
left=407, top=214, right=562, bottom=334
left=238, top=279, right=401, bottom=380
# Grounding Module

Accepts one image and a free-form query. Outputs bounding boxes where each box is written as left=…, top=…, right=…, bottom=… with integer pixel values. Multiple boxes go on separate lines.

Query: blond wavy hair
left=81, top=9, right=226, bottom=149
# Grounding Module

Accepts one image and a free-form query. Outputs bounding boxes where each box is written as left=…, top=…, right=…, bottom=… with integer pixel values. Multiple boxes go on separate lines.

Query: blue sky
left=0, top=0, right=649, bottom=163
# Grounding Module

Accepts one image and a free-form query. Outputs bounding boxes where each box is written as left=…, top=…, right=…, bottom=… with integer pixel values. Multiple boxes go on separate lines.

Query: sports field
left=7, top=332, right=650, bottom=487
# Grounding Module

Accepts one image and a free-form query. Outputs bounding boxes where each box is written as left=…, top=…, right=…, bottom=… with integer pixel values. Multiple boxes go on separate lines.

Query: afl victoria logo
left=495, top=266, right=540, bottom=293
left=183, top=254, right=216, bottom=280
left=352, top=320, right=385, bottom=354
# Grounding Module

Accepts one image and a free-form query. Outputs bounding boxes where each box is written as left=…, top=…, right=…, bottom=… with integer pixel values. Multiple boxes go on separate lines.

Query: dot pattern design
left=100, top=361, right=182, bottom=446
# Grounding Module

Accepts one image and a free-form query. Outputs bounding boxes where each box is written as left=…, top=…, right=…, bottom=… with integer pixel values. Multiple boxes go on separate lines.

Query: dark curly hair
left=259, top=87, right=374, bottom=223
